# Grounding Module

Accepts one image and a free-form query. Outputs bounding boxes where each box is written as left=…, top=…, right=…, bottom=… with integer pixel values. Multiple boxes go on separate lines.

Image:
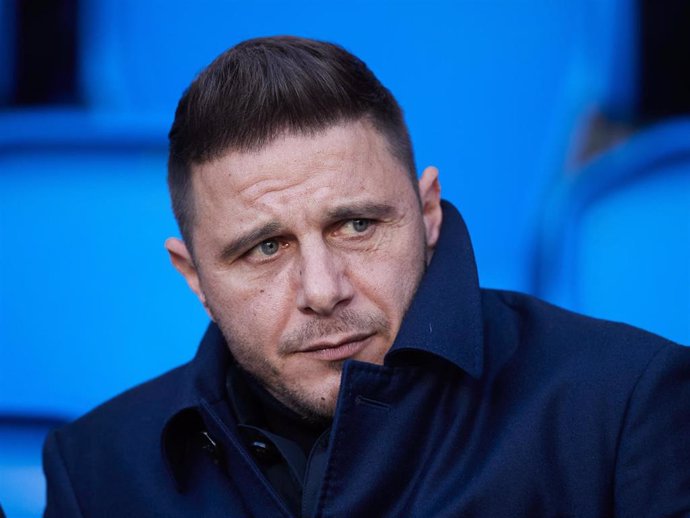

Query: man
left=43, top=36, right=690, bottom=517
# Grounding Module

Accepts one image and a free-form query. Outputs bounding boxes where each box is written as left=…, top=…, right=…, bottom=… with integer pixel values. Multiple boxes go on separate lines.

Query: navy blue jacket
left=43, top=203, right=690, bottom=517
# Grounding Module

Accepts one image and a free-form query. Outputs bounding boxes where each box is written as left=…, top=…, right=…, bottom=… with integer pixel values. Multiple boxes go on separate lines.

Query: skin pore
left=166, top=119, right=442, bottom=420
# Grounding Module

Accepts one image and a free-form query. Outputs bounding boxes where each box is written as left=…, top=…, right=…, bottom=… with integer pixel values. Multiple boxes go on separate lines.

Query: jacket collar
left=160, top=323, right=231, bottom=490
left=385, top=200, right=484, bottom=378
left=161, top=200, right=484, bottom=488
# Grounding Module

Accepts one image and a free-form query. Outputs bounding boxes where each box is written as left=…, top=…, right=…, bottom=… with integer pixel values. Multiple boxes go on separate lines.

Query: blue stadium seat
left=533, top=118, right=690, bottom=345
left=0, top=109, right=209, bottom=513
left=0, top=109, right=208, bottom=418
left=0, top=416, right=67, bottom=518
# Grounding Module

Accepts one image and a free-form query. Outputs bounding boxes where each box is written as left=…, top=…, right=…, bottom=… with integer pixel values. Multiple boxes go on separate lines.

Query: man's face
left=166, top=120, right=442, bottom=419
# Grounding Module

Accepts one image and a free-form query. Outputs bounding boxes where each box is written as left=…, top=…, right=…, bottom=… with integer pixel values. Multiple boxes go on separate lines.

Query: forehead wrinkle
left=238, top=167, right=343, bottom=212
left=227, top=128, right=369, bottom=196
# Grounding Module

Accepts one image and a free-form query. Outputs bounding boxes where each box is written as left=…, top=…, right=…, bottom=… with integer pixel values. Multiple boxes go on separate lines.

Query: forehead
left=190, top=120, right=414, bottom=227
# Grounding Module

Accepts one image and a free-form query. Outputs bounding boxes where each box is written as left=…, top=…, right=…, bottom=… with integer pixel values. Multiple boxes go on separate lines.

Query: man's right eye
left=243, top=238, right=286, bottom=264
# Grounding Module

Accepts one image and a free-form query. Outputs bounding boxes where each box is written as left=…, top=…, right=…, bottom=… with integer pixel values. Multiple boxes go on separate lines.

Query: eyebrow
left=326, top=201, right=396, bottom=222
left=219, top=221, right=284, bottom=262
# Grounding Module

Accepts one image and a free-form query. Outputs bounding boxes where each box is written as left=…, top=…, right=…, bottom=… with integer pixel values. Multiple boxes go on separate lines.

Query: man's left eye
left=348, top=219, right=371, bottom=233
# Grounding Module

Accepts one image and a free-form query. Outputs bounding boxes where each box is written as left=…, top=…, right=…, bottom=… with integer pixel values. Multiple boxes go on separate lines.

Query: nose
left=296, top=241, right=354, bottom=316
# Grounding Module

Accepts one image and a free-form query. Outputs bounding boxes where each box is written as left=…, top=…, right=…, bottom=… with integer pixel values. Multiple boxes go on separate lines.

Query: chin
left=309, top=373, right=345, bottom=417
left=290, top=391, right=339, bottom=422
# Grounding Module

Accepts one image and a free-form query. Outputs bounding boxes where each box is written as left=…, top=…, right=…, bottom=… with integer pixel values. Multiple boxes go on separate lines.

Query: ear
left=165, top=237, right=212, bottom=318
left=418, top=166, right=443, bottom=260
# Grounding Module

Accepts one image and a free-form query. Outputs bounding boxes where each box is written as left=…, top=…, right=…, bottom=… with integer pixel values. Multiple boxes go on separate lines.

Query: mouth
left=298, top=333, right=375, bottom=361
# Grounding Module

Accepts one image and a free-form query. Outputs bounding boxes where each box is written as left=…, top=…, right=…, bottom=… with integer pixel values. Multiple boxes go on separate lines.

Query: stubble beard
left=222, top=310, right=391, bottom=423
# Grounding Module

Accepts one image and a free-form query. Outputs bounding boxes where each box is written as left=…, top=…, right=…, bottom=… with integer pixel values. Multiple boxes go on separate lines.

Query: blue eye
left=351, top=219, right=371, bottom=232
left=259, top=239, right=280, bottom=255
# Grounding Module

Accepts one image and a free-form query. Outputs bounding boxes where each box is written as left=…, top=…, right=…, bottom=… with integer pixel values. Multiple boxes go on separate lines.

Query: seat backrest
left=533, top=118, right=690, bottom=344
left=0, top=415, right=67, bottom=518
left=0, top=110, right=208, bottom=418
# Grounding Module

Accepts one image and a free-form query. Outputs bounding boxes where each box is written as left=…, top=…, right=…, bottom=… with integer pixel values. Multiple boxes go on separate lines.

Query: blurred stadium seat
left=0, top=109, right=209, bottom=515
left=533, top=118, right=690, bottom=345
left=0, top=416, right=67, bottom=518
left=0, top=110, right=208, bottom=419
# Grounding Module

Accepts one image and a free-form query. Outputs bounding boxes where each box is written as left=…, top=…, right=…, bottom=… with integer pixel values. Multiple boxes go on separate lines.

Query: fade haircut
left=168, top=35, right=417, bottom=250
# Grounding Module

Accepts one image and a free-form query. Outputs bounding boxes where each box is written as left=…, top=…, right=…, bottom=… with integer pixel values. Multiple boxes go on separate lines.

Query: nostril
left=295, top=246, right=355, bottom=315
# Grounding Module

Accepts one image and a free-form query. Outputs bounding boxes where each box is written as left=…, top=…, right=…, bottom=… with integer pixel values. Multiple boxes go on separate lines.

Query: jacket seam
left=315, top=377, right=354, bottom=518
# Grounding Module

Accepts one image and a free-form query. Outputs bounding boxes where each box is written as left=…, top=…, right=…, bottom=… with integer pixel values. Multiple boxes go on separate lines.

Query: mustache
left=279, top=309, right=390, bottom=354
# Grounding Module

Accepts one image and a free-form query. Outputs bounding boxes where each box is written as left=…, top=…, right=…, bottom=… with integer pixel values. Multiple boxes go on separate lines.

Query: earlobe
left=418, top=166, right=443, bottom=254
left=164, top=237, right=210, bottom=314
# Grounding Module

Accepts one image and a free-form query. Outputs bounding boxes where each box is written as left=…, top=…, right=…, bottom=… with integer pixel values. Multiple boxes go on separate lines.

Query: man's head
left=165, top=36, right=442, bottom=421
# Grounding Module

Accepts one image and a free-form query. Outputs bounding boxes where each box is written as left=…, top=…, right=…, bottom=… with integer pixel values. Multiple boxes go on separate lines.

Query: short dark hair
left=167, top=35, right=416, bottom=249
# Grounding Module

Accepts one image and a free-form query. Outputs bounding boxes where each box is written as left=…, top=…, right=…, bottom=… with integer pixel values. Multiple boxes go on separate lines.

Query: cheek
left=204, top=271, right=295, bottom=343
left=351, top=241, right=424, bottom=318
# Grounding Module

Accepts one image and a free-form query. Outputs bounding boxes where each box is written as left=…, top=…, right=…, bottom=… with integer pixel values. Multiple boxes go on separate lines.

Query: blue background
left=0, top=1, right=688, bottom=515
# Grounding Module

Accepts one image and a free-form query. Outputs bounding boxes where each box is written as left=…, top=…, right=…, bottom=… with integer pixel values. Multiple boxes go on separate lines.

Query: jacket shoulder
left=67, top=361, right=191, bottom=435
left=476, top=290, right=690, bottom=514
left=43, top=363, right=193, bottom=511
left=479, top=288, right=683, bottom=382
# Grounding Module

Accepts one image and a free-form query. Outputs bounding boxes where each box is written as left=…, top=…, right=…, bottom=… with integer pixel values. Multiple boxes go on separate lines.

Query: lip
left=298, top=333, right=375, bottom=361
